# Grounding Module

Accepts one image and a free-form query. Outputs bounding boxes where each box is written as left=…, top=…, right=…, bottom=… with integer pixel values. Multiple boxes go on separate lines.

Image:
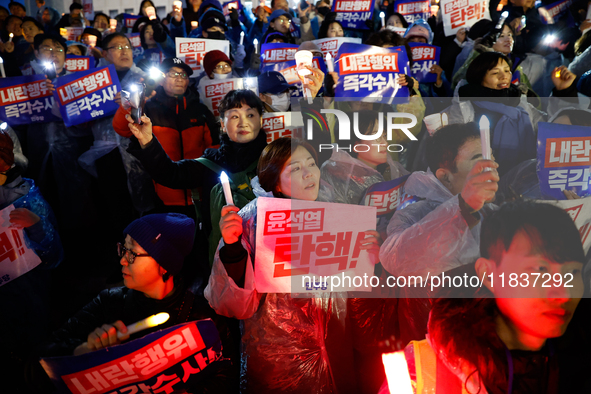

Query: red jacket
left=113, top=86, right=219, bottom=206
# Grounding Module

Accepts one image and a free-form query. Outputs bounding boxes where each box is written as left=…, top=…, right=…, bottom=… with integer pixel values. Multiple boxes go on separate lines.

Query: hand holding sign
left=126, top=114, right=153, bottom=147
left=9, top=208, right=41, bottom=229
left=359, top=230, right=381, bottom=266
left=220, top=204, right=242, bottom=245
left=45, top=78, right=55, bottom=95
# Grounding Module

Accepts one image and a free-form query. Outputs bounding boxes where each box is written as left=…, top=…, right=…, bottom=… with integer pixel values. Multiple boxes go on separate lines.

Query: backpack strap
left=196, top=157, right=225, bottom=175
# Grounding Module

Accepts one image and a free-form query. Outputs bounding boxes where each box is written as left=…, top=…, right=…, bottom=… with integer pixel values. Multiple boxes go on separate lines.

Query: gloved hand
left=151, top=21, right=168, bottom=43
left=250, top=52, right=261, bottom=71
left=234, top=44, right=246, bottom=68
left=230, top=8, right=240, bottom=27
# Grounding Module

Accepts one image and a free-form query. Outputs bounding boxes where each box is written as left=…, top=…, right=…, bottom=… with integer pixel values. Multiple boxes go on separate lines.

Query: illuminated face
left=387, top=14, right=404, bottom=28
left=160, top=66, right=189, bottom=96
left=93, top=15, right=109, bottom=30
left=22, top=21, right=42, bottom=44
left=103, top=36, right=134, bottom=71
left=35, top=38, right=66, bottom=74
left=486, top=232, right=583, bottom=345
left=482, top=58, right=512, bottom=90
left=212, top=61, right=232, bottom=75
left=144, top=25, right=156, bottom=46
left=355, top=122, right=388, bottom=168
left=272, top=15, right=291, bottom=34
left=278, top=145, right=320, bottom=201
left=67, top=45, right=82, bottom=56
left=327, top=22, right=344, bottom=38
left=493, top=25, right=514, bottom=55
left=120, top=235, right=166, bottom=294
left=221, top=104, right=262, bottom=144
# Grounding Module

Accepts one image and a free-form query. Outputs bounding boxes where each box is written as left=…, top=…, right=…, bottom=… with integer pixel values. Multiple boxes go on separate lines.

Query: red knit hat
left=202, top=50, right=232, bottom=77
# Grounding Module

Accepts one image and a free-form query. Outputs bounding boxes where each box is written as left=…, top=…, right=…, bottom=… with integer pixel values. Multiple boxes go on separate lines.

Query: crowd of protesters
left=0, top=0, right=591, bottom=392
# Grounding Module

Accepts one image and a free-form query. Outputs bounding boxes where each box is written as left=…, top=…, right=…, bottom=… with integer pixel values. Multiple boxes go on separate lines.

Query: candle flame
left=146, top=312, right=170, bottom=327
left=501, top=11, right=509, bottom=18
left=479, top=115, right=490, bottom=129
left=555, top=71, right=560, bottom=78
left=0, top=57, right=3, bottom=64
left=9, top=33, right=13, bottom=38
left=380, top=11, right=385, bottom=17
left=382, top=351, right=413, bottom=394
left=220, top=171, right=229, bottom=184
left=253, top=38, right=258, bottom=46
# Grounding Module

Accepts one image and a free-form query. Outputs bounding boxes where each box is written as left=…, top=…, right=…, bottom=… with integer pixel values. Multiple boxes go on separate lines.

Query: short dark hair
left=69, top=2, right=83, bottom=12
left=93, top=12, right=110, bottom=24
left=33, top=33, right=66, bottom=51
left=8, top=1, right=25, bottom=12
left=218, top=89, right=264, bottom=120
left=102, top=32, right=132, bottom=50
left=318, top=15, right=344, bottom=39
left=350, top=110, right=380, bottom=159
left=365, top=29, right=413, bottom=67
left=480, top=200, right=585, bottom=265
left=466, top=52, right=512, bottom=86
left=22, top=16, right=44, bottom=32
left=387, top=12, right=409, bottom=28
left=258, top=137, right=318, bottom=197
left=4, top=15, right=22, bottom=28
left=426, top=122, right=480, bottom=173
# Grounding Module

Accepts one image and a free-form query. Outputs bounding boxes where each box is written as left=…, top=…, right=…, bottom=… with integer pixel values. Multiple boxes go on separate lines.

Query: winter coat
left=204, top=189, right=358, bottom=394
left=519, top=51, right=569, bottom=98
left=113, top=86, right=218, bottom=206
left=569, top=45, right=591, bottom=78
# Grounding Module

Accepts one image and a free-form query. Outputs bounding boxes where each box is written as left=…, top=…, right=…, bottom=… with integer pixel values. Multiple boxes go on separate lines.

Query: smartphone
left=121, top=84, right=146, bottom=124
left=44, top=62, right=57, bottom=79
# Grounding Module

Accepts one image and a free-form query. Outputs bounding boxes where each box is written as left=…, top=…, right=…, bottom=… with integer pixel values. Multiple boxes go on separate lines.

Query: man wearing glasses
left=113, top=57, right=219, bottom=230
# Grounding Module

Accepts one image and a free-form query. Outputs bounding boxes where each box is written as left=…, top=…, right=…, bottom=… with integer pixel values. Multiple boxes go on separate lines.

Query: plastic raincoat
left=204, top=179, right=357, bottom=394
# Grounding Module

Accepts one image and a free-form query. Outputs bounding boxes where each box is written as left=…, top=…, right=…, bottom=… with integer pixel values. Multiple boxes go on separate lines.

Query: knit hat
left=0, top=129, right=14, bottom=167
left=123, top=213, right=195, bottom=276
left=203, top=49, right=232, bottom=77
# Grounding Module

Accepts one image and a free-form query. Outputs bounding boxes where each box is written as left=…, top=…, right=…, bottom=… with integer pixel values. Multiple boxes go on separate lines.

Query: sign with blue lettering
left=408, top=43, right=440, bottom=83
left=53, top=65, right=121, bottom=127
left=332, top=0, right=376, bottom=30
left=0, top=75, right=57, bottom=125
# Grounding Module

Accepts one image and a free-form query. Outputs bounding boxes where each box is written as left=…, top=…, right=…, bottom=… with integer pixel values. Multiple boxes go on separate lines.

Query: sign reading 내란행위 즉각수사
left=0, top=74, right=58, bottom=125
left=394, top=0, right=431, bottom=24
left=332, top=0, right=376, bottom=30
left=408, top=43, right=441, bottom=84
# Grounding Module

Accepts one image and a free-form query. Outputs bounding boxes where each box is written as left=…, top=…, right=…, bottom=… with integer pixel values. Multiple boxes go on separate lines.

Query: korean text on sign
left=254, top=198, right=377, bottom=293
left=312, top=37, right=362, bottom=62
left=0, top=75, right=56, bottom=125
left=261, top=43, right=299, bottom=63
left=332, top=0, right=376, bottom=30
left=395, top=0, right=431, bottom=24
left=440, top=0, right=490, bottom=35
left=537, top=122, right=591, bottom=200
left=408, top=43, right=441, bottom=83
left=199, top=77, right=258, bottom=117
left=263, top=112, right=304, bottom=143
left=175, top=38, right=230, bottom=76
left=65, top=56, right=94, bottom=72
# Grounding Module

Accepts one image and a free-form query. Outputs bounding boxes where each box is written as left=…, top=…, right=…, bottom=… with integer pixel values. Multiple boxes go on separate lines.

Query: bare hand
left=456, top=28, right=466, bottom=43
left=551, top=66, right=576, bottom=91
left=460, top=159, right=499, bottom=211
left=563, top=189, right=581, bottom=200
left=430, top=64, right=444, bottom=86
left=172, top=9, right=182, bottom=22
left=358, top=230, right=381, bottom=265
left=126, top=114, right=153, bottom=147
left=397, top=74, right=418, bottom=89
left=297, top=1, right=311, bottom=18
left=86, top=320, right=129, bottom=351
left=44, top=78, right=55, bottom=95
left=114, top=91, right=122, bottom=106
left=9, top=208, right=41, bottom=228
left=580, top=20, right=591, bottom=33
left=4, top=41, right=14, bottom=53
left=220, top=204, right=243, bottom=244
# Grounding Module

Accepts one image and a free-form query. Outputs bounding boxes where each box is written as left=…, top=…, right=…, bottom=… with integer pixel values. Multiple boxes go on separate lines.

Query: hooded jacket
left=113, top=86, right=219, bottom=206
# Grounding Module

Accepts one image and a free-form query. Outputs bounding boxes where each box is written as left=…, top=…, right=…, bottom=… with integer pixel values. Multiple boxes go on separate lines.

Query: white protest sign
left=263, top=112, right=304, bottom=143
left=312, top=37, right=362, bottom=63
left=60, top=27, right=84, bottom=41
left=198, top=77, right=258, bottom=117
left=0, top=204, right=42, bottom=287
left=539, top=197, right=591, bottom=254
left=175, top=38, right=230, bottom=76
left=255, top=197, right=377, bottom=293
left=440, top=0, right=490, bottom=36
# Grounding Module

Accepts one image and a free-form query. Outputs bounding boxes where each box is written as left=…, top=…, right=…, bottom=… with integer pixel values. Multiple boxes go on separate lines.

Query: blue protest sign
left=408, top=43, right=440, bottom=83
left=261, top=57, right=327, bottom=98
left=40, top=320, right=227, bottom=394
left=538, top=0, right=575, bottom=26
left=122, top=13, right=140, bottom=30
left=334, top=43, right=410, bottom=98
left=261, top=42, right=299, bottom=64
left=126, top=33, right=145, bottom=59
left=537, top=122, right=591, bottom=200
left=65, top=55, right=95, bottom=72
left=0, top=75, right=57, bottom=125
left=332, top=0, right=376, bottom=30
left=53, top=65, right=121, bottom=127
left=394, top=0, right=431, bottom=24
left=222, top=0, right=242, bottom=23
left=361, top=174, right=410, bottom=237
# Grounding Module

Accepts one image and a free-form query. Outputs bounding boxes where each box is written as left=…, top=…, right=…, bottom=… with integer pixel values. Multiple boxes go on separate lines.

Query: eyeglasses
left=39, top=45, right=64, bottom=53
left=107, top=45, right=132, bottom=52
left=166, top=71, right=189, bottom=80
left=277, top=17, right=291, bottom=24
left=214, top=64, right=232, bottom=71
left=117, top=242, right=150, bottom=264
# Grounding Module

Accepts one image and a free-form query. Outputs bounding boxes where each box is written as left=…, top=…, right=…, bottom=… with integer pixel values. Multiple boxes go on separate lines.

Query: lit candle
left=117, top=312, right=170, bottom=339
left=555, top=70, right=560, bottom=78
left=382, top=352, right=413, bottom=394
left=8, top=33, right=13, bottom=42
left=441, top=112, right=448, bottom=126
left=191, top=21, right=198, bottom=29
left=253, top=38, right=259, bottom=54
left=380, top=11, right=386, bottom=28
left=240, top=31, right=244, bottom=46
left=0, top=57, right=5, bottom=78
left=220, top=171, right=234, bottom=205
left=326, top=52, right=334, bottom=72
left=479, top=115, right=491, bottom=172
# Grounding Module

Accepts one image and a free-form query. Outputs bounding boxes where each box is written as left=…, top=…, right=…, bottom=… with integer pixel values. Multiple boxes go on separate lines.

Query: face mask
left=317, top=7, right=330, bottom=16
left=268, top=92, right=290, bottom=112
left=207, top=31, right=225, bottom=40
left=213, top=72, right=231, bottom=80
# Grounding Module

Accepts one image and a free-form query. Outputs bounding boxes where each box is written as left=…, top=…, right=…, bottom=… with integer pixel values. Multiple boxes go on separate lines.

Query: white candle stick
left=253, top=38, right=259, bottom=54
left=117, top=312, right=170, bottom=339
left=0, top=57, right=5, bottom=78
left=240, top=31, right=244, bottom=46
left=382, top=352, right=413, bottom=394
left=479, top=115, right=491, bottom=171
left=220, top=171, right=234, bottom=205
left=380, top=12, right=385, bottom=28
left=441, top=112, right=448, bottom=126
left=8, top=33, right=13, bottom=42
left=326, top=52, right=334, bottom=72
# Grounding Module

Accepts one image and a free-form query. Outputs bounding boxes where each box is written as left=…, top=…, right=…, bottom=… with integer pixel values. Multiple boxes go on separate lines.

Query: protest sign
left=82, top=0, right=94, bottom=21
left=198, top=77, right=258, bottom=117
left=440, top=0, right=490, bottom=36
left=222, top=0, right=242, bottom=22
left=538, top=0, right=574, bottom=25
left=261, top=57, right=327, bottom=98
left=59, top=27, right=84, bottom=41
left=0, top=205, right=42, bottom=288
left=126, top=33, right=145, bottom=59
left=537, top=122, right=591, bottom=200
left=261, top=43, right=299, bottom=64
left=175, top=38, right=230, bottom=76
left=123, top=13, right=140, bottom=30
left=40, top=320, right=226, bottom=394
left=394, top=0, right=431, bottom=24
left=539, top=197, right=591, bottom=253
left=0, top=74, right=57, bottom=125
left=408, top=43, right=440, bottom=83
left=254, top=197, right=377, bottom=293
left=263, top=112, right=304, bottom=143
left=312, top=37, right=362, bottom=62
left=65, top=56, right=94, bottom=73
left=361, top=175, right=410, bottom=237
left=54, top=65, right=121, bottom=127
left=332, top=0, right=376, bottom=30
left=334, top=43, right=410, bottom=99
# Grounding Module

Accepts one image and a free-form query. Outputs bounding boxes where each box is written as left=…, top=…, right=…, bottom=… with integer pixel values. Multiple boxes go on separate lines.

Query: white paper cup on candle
left=191, top=21, right=198, bottom=29
left=295, top=50, right=313, bottom=98
left=173, top=1, right=182, bottom=11
left=423, top=113, right=442, bottom=136
left=87, top=35, right=97, bottom=47
left=146, top=6, right=157, bottom=20
left=110, top=18, right=117, bottom=30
